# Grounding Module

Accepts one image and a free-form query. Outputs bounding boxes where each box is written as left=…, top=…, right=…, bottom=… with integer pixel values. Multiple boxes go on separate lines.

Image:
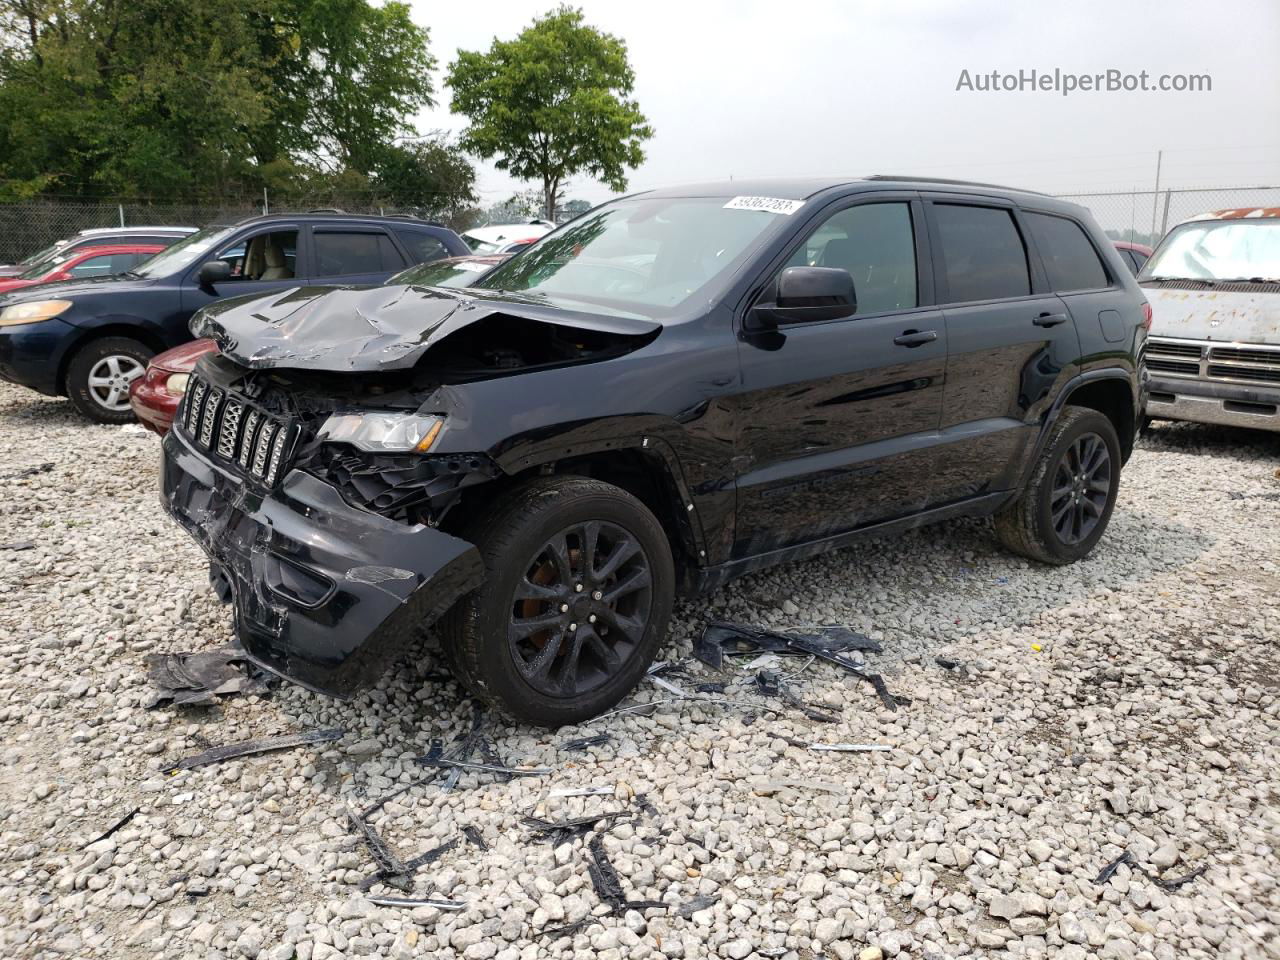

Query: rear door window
left=393, top=228, right=449, bottom=264
left=313, top=230, right=402, bottom=277
left=1025, top=212, right=1110, bottom=291
left=933, top=204, right=1030, bottom=303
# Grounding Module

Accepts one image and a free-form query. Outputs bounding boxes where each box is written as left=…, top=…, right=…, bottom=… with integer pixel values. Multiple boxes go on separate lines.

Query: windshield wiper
left=119, top=270, right=145, bottom=280
left=1217, top=277, right=1280, bottom=284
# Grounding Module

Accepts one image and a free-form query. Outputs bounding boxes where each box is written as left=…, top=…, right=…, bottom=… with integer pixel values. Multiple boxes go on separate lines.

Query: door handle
left=893, top=329, right=938, bottom=347
left=1034, top=312, right=1069, bottom=327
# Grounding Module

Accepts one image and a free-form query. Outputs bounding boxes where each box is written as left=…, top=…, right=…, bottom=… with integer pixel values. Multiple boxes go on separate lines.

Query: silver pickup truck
left=1142, top=207, right=1280, bottom=432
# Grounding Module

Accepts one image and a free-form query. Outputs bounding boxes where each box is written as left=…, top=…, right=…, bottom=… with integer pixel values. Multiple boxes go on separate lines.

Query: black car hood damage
left=190, top=284, right=662, bottom=373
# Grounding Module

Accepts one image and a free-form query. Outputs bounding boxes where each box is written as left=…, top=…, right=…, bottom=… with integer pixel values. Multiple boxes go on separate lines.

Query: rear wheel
left=66, top=336, right=152, bottom=424
left=994, top=406, right=1121, bottom=564
left=439, top=476, right=674, bottom=727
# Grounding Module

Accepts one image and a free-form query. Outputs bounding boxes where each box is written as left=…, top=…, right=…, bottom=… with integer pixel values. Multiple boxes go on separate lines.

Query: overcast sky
left=408, top=0, right=1280, bottom=208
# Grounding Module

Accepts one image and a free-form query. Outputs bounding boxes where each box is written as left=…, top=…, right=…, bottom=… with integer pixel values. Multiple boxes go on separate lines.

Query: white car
left=1142, top=207, right=1280, bottom=432
left=460, top=220, right=555, bottom=255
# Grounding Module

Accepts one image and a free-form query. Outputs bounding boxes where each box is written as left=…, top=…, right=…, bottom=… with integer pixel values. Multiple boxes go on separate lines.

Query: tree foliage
left=371, top=136, right=478, bottom=223
left=0, top=0, right=439, bottom=199
left=447, top=6, right=652, bottom=220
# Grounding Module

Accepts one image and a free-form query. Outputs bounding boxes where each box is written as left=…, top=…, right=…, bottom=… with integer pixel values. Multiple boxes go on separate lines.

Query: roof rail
left=866, top=175, right=1049, bottom=196
left=307, top=207, right=346, bottom=214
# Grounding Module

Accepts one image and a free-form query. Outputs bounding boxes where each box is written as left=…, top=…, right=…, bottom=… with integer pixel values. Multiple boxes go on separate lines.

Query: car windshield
left=17, top=251, right=69, bottom=279
left=17, top=241, right=64, bottom=268
left=1142, top=219, right=1280, bottom=281
left=132, top=225, right=237, bottom=278
left=391, top=258, right=494, bottom=288
left=477, top=196, right=791, bottom=314
left=462, top=234, right=503, bottom=254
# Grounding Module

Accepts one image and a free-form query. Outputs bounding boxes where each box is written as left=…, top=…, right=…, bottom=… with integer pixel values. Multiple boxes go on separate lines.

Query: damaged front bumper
left=161, top=428, right=484, bottom=698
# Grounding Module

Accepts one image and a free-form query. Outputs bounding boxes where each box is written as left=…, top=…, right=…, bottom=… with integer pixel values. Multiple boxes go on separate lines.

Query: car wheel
left=993, top=406, right=1122, bottom=565
left=439, top=476, right=674, bottom=727
left=66, top=337, right=153, bottom=424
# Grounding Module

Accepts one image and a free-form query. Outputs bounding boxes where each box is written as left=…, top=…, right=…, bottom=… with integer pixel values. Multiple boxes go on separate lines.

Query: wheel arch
left=1057, top=373, right=1138, bottom=464
left=56, top=322, right=166, bottom=394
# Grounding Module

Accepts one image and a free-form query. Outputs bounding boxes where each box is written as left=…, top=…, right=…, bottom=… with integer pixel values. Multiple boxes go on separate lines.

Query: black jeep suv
left=0, top=212, right=467, bottom=423
left=161, top=177, right=1148, bottom=725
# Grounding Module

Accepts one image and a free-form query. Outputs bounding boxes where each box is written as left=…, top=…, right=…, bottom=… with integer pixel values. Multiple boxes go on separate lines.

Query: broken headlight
left=316, top=411, right=443, bottom=453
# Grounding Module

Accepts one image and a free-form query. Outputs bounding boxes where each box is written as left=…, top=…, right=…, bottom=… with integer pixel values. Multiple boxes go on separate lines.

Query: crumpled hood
left=1146, top=286, right=1280, bottom=342
left=190, top=283, right=662, bottom=372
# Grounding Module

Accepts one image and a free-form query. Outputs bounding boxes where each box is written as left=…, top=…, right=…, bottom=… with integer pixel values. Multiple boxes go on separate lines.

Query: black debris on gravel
left=347, top=807, right=411, bottom=892
left=145, top=646, right=271, bottom=708
left=162, top=728, right=345, bottom=774
left=367, top=895, right=465, bottom=910
left=587, top=834, right=665, bottom=914
left=358, top=838, right=459, bottom=893
left=678, top=894, right=720, bottom=918
left=79, top=807, right=139, bottom=849
left=521, top=811, right=631, bottom=846
left=1, top=462, right=53, bottom=480
left=694, top=621, right=882, bottom=670
left=463, top=825, right=488, bottom=851
left=0, top=540, right=35, bottom=551
left=537, top=917, right=596, bottom=940
left=1095, top=850, right=1136, bottom=884
left=561, top=733, right=611, bottom=752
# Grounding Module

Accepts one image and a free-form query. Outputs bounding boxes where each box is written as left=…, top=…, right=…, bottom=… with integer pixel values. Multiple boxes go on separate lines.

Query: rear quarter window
left=1025, top=212, right=1110, bottom=292
left=393, top=228, right=450, bottom=265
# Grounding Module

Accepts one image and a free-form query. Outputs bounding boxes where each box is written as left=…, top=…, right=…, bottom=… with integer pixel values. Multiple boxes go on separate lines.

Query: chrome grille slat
left=180, top=375, right=294, bottom=485
left=1147, top=336, right=1280, bottom=389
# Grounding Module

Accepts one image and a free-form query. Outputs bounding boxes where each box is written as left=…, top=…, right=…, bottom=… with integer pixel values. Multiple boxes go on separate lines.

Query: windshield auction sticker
left=723, top=196, right=806, bottom=215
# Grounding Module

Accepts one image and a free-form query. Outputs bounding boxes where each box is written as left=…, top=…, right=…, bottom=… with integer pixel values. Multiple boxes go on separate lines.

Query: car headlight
left=165, top=373, right=190, bottom=395
left=317, top=412, right=443, bottom=453
left=0, top=300, right=73, bottom=326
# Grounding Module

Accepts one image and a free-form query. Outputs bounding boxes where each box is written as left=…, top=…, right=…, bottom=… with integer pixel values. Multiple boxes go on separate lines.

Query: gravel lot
left=1, top=379, right=1277, bottom=960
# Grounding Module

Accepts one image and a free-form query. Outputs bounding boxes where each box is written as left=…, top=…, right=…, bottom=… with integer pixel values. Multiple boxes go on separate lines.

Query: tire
left=439, top=476, right=675, bottom=727
left=66, top=336, right=153, bottom=424
left=993, top=406, right=1122, bottom=565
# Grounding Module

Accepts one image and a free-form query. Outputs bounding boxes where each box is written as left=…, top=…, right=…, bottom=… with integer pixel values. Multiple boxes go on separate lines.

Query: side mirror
left=198, top=259, right=233, bottom=286
left=746, top=266, right=856, bottom=331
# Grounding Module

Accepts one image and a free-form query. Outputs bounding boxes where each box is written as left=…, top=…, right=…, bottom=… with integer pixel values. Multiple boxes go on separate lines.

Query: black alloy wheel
left=508, top=520, right=653, bottom=698
left=1049, top=432, right=1112, bottom=545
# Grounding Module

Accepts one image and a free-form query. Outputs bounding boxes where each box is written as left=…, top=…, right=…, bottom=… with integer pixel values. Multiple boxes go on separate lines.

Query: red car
left=129, top=253, right=510, bottom=434
left=0, top=243, right=165, bottom=294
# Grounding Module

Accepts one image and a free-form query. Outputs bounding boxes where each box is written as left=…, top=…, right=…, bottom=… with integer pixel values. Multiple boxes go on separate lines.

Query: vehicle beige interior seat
left=260, top=240, right=293, bottom=280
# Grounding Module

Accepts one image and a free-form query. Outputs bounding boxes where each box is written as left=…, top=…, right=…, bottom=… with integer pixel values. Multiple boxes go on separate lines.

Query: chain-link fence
left=0, top=197, right=461, bottom=265
left=1052, top=186, right=1280, bottom=248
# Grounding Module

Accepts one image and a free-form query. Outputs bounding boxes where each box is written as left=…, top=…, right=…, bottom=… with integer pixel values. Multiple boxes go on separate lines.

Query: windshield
left=17, top=241, right=63, bottom=268
left=391, top=258, right=495, bottom=288
left=462, top=234, right=503, bottom=254
left=132, top=225, right=237, bottom=278
left=18, top=251, right=70, bottom=279
left=477, top=196, right=790, bottom=314
left=1143, top=219, right=1280, bottom=281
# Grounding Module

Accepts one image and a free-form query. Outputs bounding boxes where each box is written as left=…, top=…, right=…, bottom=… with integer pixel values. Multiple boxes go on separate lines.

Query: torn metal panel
left=145, top=646, right=271, bottom=707
left=162, top=727, right=344, bottom=773
left=190, top=284, right=660, bottom=373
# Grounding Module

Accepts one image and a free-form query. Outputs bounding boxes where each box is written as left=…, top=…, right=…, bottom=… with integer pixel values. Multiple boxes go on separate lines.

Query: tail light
left=1141, top=302, right=1153, bottom=331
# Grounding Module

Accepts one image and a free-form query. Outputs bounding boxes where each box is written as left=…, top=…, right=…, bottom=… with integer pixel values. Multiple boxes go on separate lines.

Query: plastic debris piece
left=678, top=894, right=719, bottom=918
left=1095, top=850, right=1135, bottom=884
left=0, top=540, right=35, bottom=551
left=162, top=728, right=344, bottom=774
left=521, top=811, right=631, bottom=845
left=633, top=793, right=659, bottom=819
left=358, top=838, right=458, bottom=892
left=416, top=756, right=552, bottom=777
left=694, top=621, right=882, bottom=669
left=463, top=825, right=487, bottom=851
left=1157, top=864, right=1207, bottom=891
left=1, top=462, right=53, bottom=480
left=548, top=786, right=614, bottom=799
left=347, top=807, right=411, bottom=892
left=80, top=808, right=139, bottom=849
left=538, top=917, right=596, bottom=939
left=1031, top=643, right=1043, bottom=652
left=587, top=834, right=665, bottom=914
left=935, top=657, right=961, bottom=670
left=367, top=895, right=465, bottom=910
left=145, top=646, right=271, bottom=708
left=694, top=681, right=726, bottom=694
left=561, top=734, right=611, bottom=752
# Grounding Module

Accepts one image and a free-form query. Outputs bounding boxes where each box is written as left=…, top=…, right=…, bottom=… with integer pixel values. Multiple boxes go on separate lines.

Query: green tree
left=447, top=6, right=652, bottom=220
left=371, top=136, right=477, bottom=220
left=0, top=0, right=439, bottom=199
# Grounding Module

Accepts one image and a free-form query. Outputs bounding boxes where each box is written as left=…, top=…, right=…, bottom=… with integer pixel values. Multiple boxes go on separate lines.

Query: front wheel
left=439, top=476, right=675, bottom=727
left=66, top=336, right=153, bottom=424
left=994, top=406, right=1122, bottom=565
